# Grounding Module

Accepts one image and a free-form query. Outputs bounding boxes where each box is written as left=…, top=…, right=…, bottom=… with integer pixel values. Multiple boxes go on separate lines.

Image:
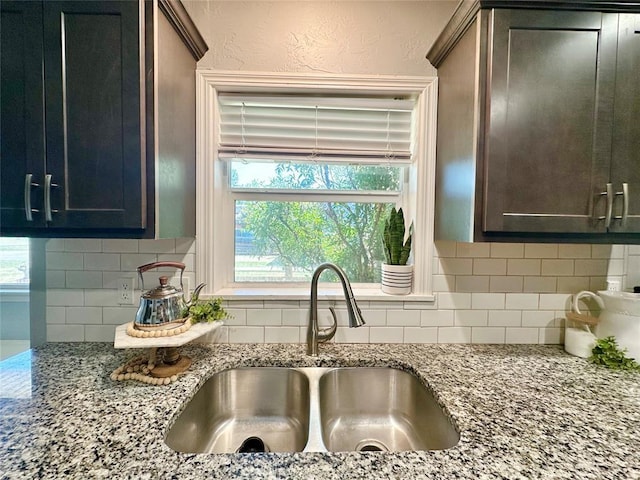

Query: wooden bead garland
left=125, top=318, right=192, bottom=338
left=110, top=350, right=180, bottom=385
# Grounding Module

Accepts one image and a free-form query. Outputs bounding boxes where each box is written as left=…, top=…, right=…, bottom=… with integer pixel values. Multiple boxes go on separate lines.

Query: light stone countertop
left=0, top=342, right=639, bottom=479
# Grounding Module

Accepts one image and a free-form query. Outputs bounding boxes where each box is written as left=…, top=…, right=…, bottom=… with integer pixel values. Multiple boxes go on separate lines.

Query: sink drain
left=354, top=439, right=389, bottom=452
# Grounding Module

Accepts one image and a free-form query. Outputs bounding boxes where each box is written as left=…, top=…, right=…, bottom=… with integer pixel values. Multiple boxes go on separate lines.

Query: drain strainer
left=354, top=439, right=389, bottom=452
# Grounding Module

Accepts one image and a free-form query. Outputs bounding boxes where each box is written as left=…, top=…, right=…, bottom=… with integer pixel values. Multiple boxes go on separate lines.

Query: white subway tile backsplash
left=522, top=311, right=556, bottom=328
left=473, top=259, right=507, bottom=276
left=139, top=239, right=175, bottom=254
left=558, top=244, right=591, bottom=259
left=335, top=326, right=371, bottom=343
left=85, top=325, right=117, bottom=342
left=46, top=270, right=66, bottom=288
left=507, top=259, right=541, bottom=276
left=246, top=308, right=281, bottom=326
left=471, top=327, right=505, bottom=344
left=574, top=259, right=608, bottom=276
left=438, top=327, right=472, bottom=343
left=121, top=254, right=158, bottom=272
left=47, top=252, right=84, bottom=270
left=360, top=309, right=386, bottom=326
left=84, top=253, right=120, bottom=271
left=265, top=327, right=300, bottom=343
left=45, top=239, right=66, bottom=252
left=66, top=271, right=103, bottom=289
left=556, top=277, right=591, bottom=294
left=489, top=276, right=524, bottom=293
left=539, top=327, right=563, bottom=344
left=102, top=239, right=139, bottom=253
left=228, top=326, right=264, bottom=343
left=432, top=274, right=455, bottom=293
left=281, top=309, right=307, bottom=326
left=421, top=309, right=454, bottom=327
left=84, top=289, right=120, bottom=307
left=505, top=327, right=539, bottom=344
left=43, top=240, right=635, bottom=346
left=64, top=239, right=102, bottom=252
left=523, top=276, right=557, bottom=293
left=386, top=309, right=420, bottom=326
left=48, top=324, right=85, bottom=342
left=538, top=294, right=571, bottom=310
left=47, top=289, right=84, bottom=306
left=471, top=293, right=505, bottom=310
left=456, top=276, right=490, bottom=293
left=437, top=293, right=471, bottom=310
left=403, top=327, right=438, bottom=343
left=438, top=258, right=473, bottom=275
left=434, top=240, right=456, bottom=258
left=454, top=310, right=488, bottom=326
left=505, top=294, right=539, bottom=310
left=66, top=307, right=102, bottom=325
left=524, top=244, right=558, bottom=259
left=541, top=259, right=574, bottom=276
left=456, top=243, right=490, bottom=258
left=46, top=307, right=66, bottom=325
left=102, top=307, right=136, bottom=325
left=490, top=243, right=524, bottom=258
left=175, top=237, right=196, bottom=254
left=370, top=327, right=403, bottom=343
left=488, top=310, right=522, bottom=327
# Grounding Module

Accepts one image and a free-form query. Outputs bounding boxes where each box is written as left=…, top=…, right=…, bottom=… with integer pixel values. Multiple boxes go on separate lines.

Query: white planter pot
left=381, top=263, right=413, bottom=295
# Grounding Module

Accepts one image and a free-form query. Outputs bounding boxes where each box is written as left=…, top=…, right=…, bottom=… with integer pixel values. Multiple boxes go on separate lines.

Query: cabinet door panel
left=609, top=14, right=640, bottom=233
left=483, top=10, right=616, bottom=233
left=43, top=1, right=144, bottom=230
left=0, top=1, right=46, bottom=231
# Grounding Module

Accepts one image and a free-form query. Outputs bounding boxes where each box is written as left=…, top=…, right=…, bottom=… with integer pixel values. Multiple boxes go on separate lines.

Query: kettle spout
left=184, top=283, right=206, bottom=306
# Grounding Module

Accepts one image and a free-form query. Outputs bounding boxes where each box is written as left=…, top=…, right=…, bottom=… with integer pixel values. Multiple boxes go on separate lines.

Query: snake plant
left=382, top=207, right=413, bottom=265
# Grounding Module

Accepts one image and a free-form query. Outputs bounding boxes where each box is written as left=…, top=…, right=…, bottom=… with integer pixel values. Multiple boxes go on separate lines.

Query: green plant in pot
left=381, top=207, right=413, bottom=295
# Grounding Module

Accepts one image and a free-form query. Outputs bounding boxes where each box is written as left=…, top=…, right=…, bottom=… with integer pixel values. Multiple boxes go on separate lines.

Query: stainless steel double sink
left=165, top=367, right=459, bottom=454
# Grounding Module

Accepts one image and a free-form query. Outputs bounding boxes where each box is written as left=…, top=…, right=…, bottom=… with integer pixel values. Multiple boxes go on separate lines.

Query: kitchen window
left=196, top=72, right=437, bottom=298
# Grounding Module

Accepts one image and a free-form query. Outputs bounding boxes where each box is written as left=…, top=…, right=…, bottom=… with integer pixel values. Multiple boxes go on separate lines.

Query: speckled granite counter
left=1, top=342, right=639, bottom=479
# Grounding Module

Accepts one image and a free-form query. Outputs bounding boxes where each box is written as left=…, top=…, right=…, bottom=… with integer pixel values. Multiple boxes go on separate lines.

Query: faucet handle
left=316, top=306, right=338, bottom=343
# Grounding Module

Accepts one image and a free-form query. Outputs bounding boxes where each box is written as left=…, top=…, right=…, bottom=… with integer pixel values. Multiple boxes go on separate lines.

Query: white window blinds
left=218, top=94, right=415, bottom=164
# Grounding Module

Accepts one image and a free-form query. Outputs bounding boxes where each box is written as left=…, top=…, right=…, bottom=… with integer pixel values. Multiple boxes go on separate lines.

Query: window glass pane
left=0, top=238, right=29, bottom=285
left=235, top=201, right=393, bottom=283
left=230, top=161, right=402, bottom=192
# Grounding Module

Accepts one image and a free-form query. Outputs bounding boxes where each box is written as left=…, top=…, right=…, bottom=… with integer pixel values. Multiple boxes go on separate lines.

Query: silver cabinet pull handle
left=621, top=183, right=629, bottom=228
left=613, top=183, right=629, bottom=228
left=599, top=183, right=613, bottom=228
left=24, top=174, right=40, bottom=221
left=44, top=174, right=59, bottom=222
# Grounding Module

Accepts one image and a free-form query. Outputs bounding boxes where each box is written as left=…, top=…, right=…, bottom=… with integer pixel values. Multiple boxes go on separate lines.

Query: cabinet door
left=0, top=1, right=46, bottom=231
left=483, top=9, right=617, bottom=234
left=609, top=14, right=640, bottom=233
left=43, top=1, right=145, bottom=231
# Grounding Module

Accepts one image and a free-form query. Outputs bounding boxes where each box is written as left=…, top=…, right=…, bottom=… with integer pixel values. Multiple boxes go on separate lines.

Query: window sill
left=208, top=287, right=435, bottom=303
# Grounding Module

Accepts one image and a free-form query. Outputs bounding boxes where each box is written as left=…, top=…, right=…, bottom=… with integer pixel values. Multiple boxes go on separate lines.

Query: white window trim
left=195, top=71, right=438, bottom=302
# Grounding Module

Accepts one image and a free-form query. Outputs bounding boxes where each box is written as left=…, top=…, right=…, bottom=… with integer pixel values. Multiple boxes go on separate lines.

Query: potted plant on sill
left=381, top=207, right=413, bottom=295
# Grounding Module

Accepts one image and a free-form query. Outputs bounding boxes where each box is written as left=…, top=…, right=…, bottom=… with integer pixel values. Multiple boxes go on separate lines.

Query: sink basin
left=318, top=367, right=459, bottom=452
left=165, top=366, right=458, bottom=453
left=165, top=367, right=310, bottom=453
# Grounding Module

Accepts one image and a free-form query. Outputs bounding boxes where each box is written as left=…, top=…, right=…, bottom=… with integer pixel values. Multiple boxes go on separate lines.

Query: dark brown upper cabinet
left=0, top=0, right=207, bottom=238
left=427, top=1, right=640, bottom=243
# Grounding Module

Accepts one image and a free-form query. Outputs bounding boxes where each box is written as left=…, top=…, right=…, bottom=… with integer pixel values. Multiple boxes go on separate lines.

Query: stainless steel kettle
left=134, top=261, right=205, bottom=329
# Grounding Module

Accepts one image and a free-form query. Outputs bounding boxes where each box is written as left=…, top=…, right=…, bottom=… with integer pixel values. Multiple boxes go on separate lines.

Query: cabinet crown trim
left=159, top=0, right=208, bottom=61
left=426, top=0, right=640, bottom=68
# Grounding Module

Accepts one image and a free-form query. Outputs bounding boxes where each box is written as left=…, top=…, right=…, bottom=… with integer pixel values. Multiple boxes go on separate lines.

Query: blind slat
left=218, top=94, right=414, bottom=164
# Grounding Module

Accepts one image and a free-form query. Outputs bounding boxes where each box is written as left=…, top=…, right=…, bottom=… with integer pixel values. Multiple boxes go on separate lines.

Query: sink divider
left=298, top=367, right=330, bottom=452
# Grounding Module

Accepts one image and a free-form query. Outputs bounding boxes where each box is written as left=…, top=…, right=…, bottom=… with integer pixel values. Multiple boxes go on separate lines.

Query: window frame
left=196, top=71, right=438, bottom=299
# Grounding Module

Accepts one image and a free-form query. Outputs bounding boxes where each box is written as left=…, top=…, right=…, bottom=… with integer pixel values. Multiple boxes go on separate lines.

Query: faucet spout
left=307, top=263, right=365, bottom=356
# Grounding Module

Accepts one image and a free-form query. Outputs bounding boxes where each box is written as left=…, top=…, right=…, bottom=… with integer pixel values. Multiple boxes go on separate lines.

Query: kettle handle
left=137, top=261, right=185, bottom=291
left=573, top=290, right=605, bottom=315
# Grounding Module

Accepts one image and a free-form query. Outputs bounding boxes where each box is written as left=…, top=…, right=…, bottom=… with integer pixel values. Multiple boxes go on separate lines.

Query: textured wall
left=182, top=0, right=457, bottom=75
